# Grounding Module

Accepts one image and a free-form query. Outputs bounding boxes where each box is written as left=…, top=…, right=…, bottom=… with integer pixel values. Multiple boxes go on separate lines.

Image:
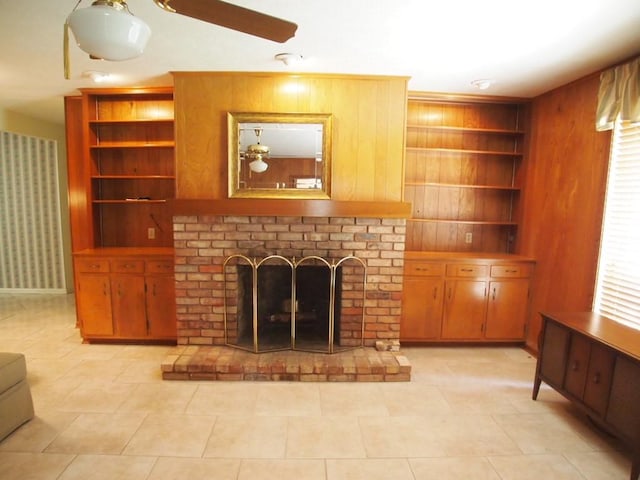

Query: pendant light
left=67, top=0, right=151, bottom=62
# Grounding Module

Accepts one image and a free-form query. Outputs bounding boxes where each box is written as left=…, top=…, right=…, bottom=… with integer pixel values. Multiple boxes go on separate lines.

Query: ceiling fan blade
left=160, top=0, right=297, bottom=43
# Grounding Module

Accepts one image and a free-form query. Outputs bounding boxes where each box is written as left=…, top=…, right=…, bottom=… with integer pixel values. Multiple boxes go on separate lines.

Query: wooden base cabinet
left=74, top=249, right=176, bottom=343
left=442, top=278, right=486, bottom=339
left=400, top=261, right=444, bottom=340
left=533, top=312, right=640, bottom=480
left=485, top=278, right=531, bottom=339
left=75, top=270, right=113, bottom=336
left=401, top=253, right=534, bottom=342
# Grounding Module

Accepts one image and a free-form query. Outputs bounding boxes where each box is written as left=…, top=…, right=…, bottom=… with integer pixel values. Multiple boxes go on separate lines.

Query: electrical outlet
left=465, top=232, right=473, bottom=244
left=147, top=227, right=155, bottom=239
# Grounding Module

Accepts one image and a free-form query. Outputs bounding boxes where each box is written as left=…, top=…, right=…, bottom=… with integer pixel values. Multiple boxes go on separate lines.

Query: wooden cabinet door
left=400, top=276, right=443, bottom=340
left=583, top=344, right=615, bottom=416
left=606, top=356, right=640, bottom=446
left=442, top=280, right=486, bottom=339
left=145, top=275, right=177, bottom=339
left=484, top=280, right=529, bottom=339
left=76, top=274, right=113, bottom=336
left=538, top=320, right=570, bottom=388
left=563, top=333, right=590, bottom=399
left=110, top=275, right=147, bottom=338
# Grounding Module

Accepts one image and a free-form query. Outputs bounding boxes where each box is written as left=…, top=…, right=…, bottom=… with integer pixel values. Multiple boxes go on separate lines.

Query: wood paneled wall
left=517, top=73, right=612, bottom=351
left=172, top=72, right=408, bottom=201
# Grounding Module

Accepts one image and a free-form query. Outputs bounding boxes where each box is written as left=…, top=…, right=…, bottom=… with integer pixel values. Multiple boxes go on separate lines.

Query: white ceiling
left=1, top=0, right=639, bottom=126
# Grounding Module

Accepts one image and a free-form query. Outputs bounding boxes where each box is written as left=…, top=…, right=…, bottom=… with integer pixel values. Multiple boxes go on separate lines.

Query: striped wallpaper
left=0, top=130, right=66, bottom=292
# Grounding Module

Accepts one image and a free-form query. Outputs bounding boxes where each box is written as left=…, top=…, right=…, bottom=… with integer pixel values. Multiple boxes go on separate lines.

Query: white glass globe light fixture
left=67, top=0, right=151, bottom=61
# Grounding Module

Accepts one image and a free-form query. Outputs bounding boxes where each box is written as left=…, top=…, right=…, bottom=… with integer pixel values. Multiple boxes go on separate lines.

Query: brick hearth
left=162, top=346, right=411, bottom=382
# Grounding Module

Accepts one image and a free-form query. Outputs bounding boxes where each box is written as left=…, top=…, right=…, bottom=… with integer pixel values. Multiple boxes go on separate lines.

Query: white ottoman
left=0, top=352, right=34, bottom=442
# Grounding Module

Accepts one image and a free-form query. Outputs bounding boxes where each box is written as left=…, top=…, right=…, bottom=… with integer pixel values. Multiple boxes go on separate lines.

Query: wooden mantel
left=170, top=199, right=412, bottom=218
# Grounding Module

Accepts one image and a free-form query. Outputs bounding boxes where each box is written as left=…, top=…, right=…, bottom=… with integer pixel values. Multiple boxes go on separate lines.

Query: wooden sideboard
left=533, top=312, right=640, bottom=480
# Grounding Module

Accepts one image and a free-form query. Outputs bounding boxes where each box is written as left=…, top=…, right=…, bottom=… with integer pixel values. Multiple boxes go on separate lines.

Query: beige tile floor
left=0, top=293, right=633, bottom=479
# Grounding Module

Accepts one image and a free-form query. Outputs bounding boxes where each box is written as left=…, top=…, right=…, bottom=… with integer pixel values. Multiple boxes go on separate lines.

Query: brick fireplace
left=161, top=200, right=412, bottom=381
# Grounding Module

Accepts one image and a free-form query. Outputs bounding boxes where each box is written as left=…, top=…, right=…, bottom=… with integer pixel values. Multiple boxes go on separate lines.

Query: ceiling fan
left=64, top=0, right=298, bottom=78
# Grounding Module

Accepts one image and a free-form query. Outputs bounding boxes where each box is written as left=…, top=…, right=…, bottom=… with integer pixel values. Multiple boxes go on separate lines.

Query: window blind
left=594, top=119, right=640, bottom=328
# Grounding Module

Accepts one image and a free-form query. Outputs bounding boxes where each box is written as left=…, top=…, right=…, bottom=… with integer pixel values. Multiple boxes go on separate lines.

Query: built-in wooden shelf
left=92, top=174, right=175, bottom=178
left=91, top=142, right=175, bottom=148
left=406, top=124, right=525, bottom=135
left=94, top=200, right=168, bottom=204
left=405, top=182, right=520, bottom=191
left=408, top=218, right=518, bottom=226
left=89, top=119, right=174, bottom=125
left=406, top=147, right=522, bottom=157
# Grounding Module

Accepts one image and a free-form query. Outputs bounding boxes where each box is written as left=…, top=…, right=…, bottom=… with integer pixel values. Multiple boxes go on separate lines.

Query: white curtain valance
left=596, top=57, right=640, bottom=131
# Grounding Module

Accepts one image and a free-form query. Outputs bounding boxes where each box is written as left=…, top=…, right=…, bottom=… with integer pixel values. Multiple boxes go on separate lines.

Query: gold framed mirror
left=228, top=112, right=333, bottom=199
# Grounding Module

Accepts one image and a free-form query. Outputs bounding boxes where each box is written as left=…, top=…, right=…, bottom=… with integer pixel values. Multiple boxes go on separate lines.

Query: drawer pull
left=461, top=268, right=474, bottom=272
left=433, top=287, right=438, bottom=299
left=416, top=267, right=430, bottom=272
left=89, top=263, right=101, bottom=270
left=505, top=269, right=518, bottom=273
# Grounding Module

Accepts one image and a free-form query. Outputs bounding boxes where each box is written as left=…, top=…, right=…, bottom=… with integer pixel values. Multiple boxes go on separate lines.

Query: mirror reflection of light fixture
left=65, top=0, right=151, bottom=79
left=246, top=128, right=270, bottom=173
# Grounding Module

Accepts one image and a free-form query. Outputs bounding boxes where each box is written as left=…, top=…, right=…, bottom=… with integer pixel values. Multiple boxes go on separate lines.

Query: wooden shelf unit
left=404, top=96, right=528, bottom=253
left=65, top=88, right=177, bottom=343
left=82, top=87, right=176, bottom=248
